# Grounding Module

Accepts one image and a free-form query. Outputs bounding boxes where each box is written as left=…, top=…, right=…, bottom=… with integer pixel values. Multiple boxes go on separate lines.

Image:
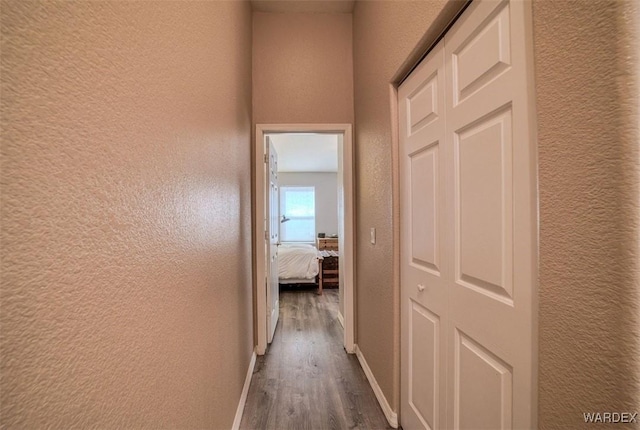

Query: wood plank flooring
left=240, top=287, right=393, bottom=430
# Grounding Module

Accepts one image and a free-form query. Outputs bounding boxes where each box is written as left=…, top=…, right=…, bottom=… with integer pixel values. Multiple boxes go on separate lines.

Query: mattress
left=278, top=244, right=320, bottom=280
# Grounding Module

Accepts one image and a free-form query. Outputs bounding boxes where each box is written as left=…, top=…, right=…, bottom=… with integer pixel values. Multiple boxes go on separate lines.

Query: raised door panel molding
left=410, top=143, right=441, bottom=276
left=454, top=107, right=514, bottom=305
left=409, top=300, right=441, bottom=430
left=452, top=1, right=511, bottom=106
left=454, top=329, right=513, bottom=430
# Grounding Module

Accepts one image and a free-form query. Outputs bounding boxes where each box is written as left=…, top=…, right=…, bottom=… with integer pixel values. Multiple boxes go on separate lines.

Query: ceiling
left=269, top=133, right=338, bottom=172
left=251, top=0, right=355, bottom=14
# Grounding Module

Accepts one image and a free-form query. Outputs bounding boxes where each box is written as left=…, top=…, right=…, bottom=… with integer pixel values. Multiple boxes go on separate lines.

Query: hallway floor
left=240, top=287, right=393, bottom=430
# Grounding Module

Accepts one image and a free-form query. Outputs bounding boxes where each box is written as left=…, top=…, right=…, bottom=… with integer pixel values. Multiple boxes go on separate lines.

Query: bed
left=278, top=243, right=321, bottom=286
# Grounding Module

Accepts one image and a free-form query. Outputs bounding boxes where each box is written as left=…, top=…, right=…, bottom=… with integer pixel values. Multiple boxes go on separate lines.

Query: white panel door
left=266, top=137, right=279, bottom=343
left=444, top=1, right=536, bottom=427
left=399, top=1, right=536, bottom=428
left=399, top=40, right=447, bottom=430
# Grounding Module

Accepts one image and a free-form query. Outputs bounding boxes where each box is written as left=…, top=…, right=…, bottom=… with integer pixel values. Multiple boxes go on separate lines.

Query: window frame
left=279, top=186, right=316, bottom=243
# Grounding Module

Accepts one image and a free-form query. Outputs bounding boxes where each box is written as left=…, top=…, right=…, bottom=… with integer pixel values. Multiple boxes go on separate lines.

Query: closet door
left=399, top=40, right=447, bottom=430
left=399, top=1, right=537, bottom=428
left=444, top=0, right=536, bottom=428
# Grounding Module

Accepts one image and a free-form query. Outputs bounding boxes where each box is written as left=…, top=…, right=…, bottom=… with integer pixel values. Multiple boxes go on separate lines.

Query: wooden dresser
left=317, top=237, right=338, bottom=251
left=317, top=237, right=339, bottom=294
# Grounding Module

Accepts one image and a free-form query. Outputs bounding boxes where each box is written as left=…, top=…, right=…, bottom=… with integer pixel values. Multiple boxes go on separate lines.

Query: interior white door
left=444, top=1, right=536, bottom=427
left=399, top=0, right=537, bottom=428
left=266, top=137, right=279, bottom=343
left=399, top=40, right=447, bottom=430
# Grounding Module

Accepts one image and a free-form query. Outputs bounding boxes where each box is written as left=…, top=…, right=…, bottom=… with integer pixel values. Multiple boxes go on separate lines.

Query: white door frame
left=255, top=123, right=355, bottom=355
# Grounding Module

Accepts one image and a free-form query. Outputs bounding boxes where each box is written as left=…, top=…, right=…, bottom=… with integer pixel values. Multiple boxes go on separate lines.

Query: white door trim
left=255, top=123, right=355, bottom=355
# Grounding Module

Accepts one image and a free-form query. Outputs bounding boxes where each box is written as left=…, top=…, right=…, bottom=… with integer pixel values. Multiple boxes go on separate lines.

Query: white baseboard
left=231, top=350, right=257, bottom=430
left=354, top=345, right=398, bottom=428
left=337, top=311, right=344, bottom=328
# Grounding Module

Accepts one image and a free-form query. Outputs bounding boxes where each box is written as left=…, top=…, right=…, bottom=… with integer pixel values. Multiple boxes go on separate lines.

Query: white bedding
left=278, top=244, right=320, bottom=280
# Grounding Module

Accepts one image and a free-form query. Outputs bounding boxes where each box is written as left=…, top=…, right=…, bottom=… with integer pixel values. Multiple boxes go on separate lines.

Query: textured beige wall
left=533, top=0, right=640, bottom=426
left=253, top=11, right=354, bottom=124
left=1, top=2, right=254, bottom=428
left=352, top=0, right=451, bottom=411
left=353, top=0, right=640, bottom=422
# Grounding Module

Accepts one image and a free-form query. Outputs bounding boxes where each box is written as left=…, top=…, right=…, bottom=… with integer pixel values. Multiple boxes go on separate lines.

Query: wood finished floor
left=240, top=287, right=393, bottom=430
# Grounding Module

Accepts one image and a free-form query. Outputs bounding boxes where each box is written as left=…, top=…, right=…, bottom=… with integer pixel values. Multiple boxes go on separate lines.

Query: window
left=280, top=186, right=315, bottom=242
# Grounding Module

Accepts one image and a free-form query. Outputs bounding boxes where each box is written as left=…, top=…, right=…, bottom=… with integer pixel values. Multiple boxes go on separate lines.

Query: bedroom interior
left=270, top=132, right=340, bottom=295
left=254, top=123, right=355, bottom=356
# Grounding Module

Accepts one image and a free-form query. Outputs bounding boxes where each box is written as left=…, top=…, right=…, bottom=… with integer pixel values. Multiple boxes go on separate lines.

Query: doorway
left=255, top=124, right=354, bottom=355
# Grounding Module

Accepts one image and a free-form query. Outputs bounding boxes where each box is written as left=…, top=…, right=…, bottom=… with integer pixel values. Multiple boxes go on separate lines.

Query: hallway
left=240, top=288, right=392, bottom=430
left=2, top=1, right=638, bottom=428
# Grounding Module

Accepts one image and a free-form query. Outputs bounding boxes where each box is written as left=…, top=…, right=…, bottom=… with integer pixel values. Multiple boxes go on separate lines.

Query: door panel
left=410, top=145, right=440, bottom=274
left=400, top=40, right=447, bottom=430
left=266, top=137, right=279, bottom=343
left=454, top=330, right=512, bottom=430
left=455, top=107, right=513, bottom=303
left=408, top=72, right=440, bottom=133
left=400, top=0, right=536, bottom=428
left=409, top=300, right=441, bottom=430
left=445, top=0, right=535, bottom=428
left=452, top=2, right=511, bottom=106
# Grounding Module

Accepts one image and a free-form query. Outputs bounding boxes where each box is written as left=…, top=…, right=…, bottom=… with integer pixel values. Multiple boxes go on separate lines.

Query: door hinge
left=265, top=230, right=269, bottom=240
left=264, top=154, right=268, bottom=163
